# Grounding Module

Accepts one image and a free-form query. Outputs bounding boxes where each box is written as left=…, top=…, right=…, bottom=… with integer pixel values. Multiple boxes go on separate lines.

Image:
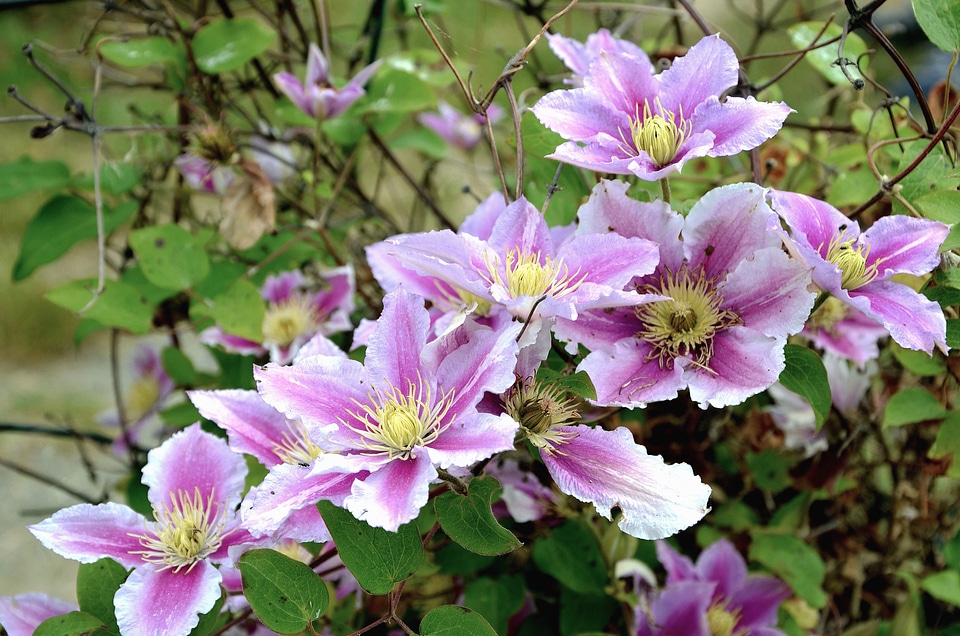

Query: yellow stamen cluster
left=129, top=487, right=229, bottom=573
left=706, top=601, right=745, bottom=636
left=824, top=233, right=880, bottom=290
left=262, top=295, right=320, bottom=349
left=433, top=282, right=494, bottom=317
left=484, top=249, right=586, bottom=303
left=344, top=377, right=456, bottom=460
left=272, top=419, right=323, bottom=466
left=623, top=101, right=691, bottom=167
left=126, top=375, right=161, bottom=421
left=634, top=266, right=742, bottom=371
left=503, top=376, right=581, bottom=455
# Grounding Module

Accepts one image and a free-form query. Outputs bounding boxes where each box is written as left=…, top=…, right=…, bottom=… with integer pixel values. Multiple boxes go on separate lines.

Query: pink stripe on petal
left=860, top=215, right=948, bottom=277
left=364, top=288, right=431, bottom=390
left=115, top=562, right=221, bottom=636
left=344, top=452, right=437, bottom=531
left=685, top=327, right=786, bottom=409
left=579, top=339, right=685, bottom=408
left=658, top=34, right=740, bottom=114
left=848, top=281, right=948, bottom=354
left=29, top=502, right=146, bottom=569
left=188, top=389, right=288, bottom=467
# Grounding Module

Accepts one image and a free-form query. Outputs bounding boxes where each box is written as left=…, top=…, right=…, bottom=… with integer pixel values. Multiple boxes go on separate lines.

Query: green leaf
left=317, top=500, right=423, bottom=595
left=463, top=576, right=525, bottom=636
left=558, top=587, right=617, bottom=636
left=362, top=68, right=435, bottom=114
left=890, top=571, right=923, bottom=636
left=945, top=525, right=960, bottom=569
left=238, top=549, right=329, bottom=634
left=100, top=36, right=178, bottom=67
left=920, top=570, right=960, bottom=607
left=711, top=500, right=761, bottom=532
left=76, top=558, right=127, bottom=633
left=420, top=605, right=498, bottom=636
left=159, top=400, right=202, bottom=427
left=532, top=520, right=608, bottom=595
left=912, top=0, right=960, bottom=52
left=750, top=532, right=827, bottom=608
left=0, top=156, right=71, bottom=200
left=161, top=346, right=197, bottom=386
left=894, top=141, right=960, bottom=216
left=746, top=450, right=793, bottom=493
left=13, top=195, right=137, bottom=281
left=928, top=411, right=960, bottom=478
left=189, top=589, right=226, bottom=636
left=434, top=541, right=496, bottom=576
left=891, top=341, right=946, bottom=376
left=130, top=224, right=210, bottom=291
left=948, top=319, right=960, bottom=349
left=787, top=22, right=869, bottom=86
left=435, top=476, right=522, bottom=556
left=72, top=163, right=144, bottom=196
left=193, top=18, right=276, bottom=74
left=389, top=127, right=448, bottom=159
left=914, top=189, right=960, bottom=224
left=882, top=387, right=949, bottom=428
left=45, top=279, right=153, bottom=334
left=778, top=344, right=831, bottom=430
left=34, top=611, right=107, bottom=636
left=194, top=278, right=265, bottom=342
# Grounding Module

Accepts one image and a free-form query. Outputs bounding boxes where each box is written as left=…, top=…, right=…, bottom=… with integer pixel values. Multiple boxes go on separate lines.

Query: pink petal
left=693, top=96, right=792, bottom=157
left=848, top=280, right=948, bottom=353
left=304, top=43, right=329, bottom=86
left=695, top=538, right=748, bottom=601
left=542, top=425, right=711, bottom=539
left=364, top=289, right=432, bottom=390
left=425, top=412, right=518, bottom=469
left=29, top=502, right=146, bottom=569
left=188, top=389, right=289, bottom=467
left=273, top=71, right=310, bottom=116
left=343, top=452, right=437, bottom=531
left=0, top=594, right=78, bottom=636
left=658, top=35, right=740, bottom=115
left=115, top=562, right=222, bottom=636
left=578, top=338, right=686, bottom=407
left=655, top=540, right=697, bottom=584
left=685, top=327, right=786, bottom=409
left=242, top=465, right=356, bottom=539
left=583, top=50, right=660, bottom=115
left=860, top=215, right=948, bottom=277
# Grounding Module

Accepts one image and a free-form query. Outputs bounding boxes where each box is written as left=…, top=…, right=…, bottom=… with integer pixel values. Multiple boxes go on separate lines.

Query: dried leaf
left=220, top=159, right=275, bottom=249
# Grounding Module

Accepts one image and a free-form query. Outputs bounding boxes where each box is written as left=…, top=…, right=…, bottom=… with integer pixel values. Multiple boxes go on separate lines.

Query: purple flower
left=484, top=456, right=559, bottom=523
left=769, top=190, right=949, bottom=355
left=248, top=287, right=522, bottom=532
left=555, top=180, right=814, bottom=409
left=802, top=298, right=888, bottom=367
left=29, top=424, right=258, bottom=636
left=504, top=377, right=711, bottom=539
left=418, top=101, right=504, bottom=150
left=638, top=539, right=791, bottom=636
left=274, top=43, right=381, bottom=120
left=0, top=594, right=78, bottom=636
left=532, top=34, right=792, bottom=180
left=174, top=153, right=234, bottom=194
left=98, top=345, right=175, bottom=454
left=546, top=28, right=647, bottom=84
left=200, top=267, right=355, bottom=365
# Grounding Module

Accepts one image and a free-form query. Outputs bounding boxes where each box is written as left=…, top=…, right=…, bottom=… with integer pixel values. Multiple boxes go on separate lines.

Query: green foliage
left=420, top=605, right=498, bottom=636
left=778, top=344, right=831, bottom=430
left=99, top=37, right=180, bottom=68
left=787, top=22, right=868, bottom=86
left=76, top=558, right=127, bottom=634
left=558, top=587, right=618, bottom=636
left=192, top=18, right=276, bottom=74
left=161, top=346, right=197, bottom=386
left=237, top=549, right=329, bottom=634
left=532, top=520, right=608, bottom=595
left=920, top=571, right=960, bottom=607
left=129, top=224, right=211, bottom=291
left=928, top=411, right=960, bottom=478
left=0, top=156, right=70, bottom=200
left=747, top=450, right=792, bottom=493
left=34, top=611, right=108, bottom=636
left=317, top=501, right=423, bottom=595
left=912, top=0, right=960, bottom=52
left=435, top=476, right=522, bottom=556
left=45, top=279, right=153, bottom=334
left=193, top=278, right=265, bottom=343
left=891, top=342, right=946, bottom=376
left=882, top=387, right=949, bottom=428
left=750, top=533, right=827, bottom=608
left=463, top=575, right=525, bottom=636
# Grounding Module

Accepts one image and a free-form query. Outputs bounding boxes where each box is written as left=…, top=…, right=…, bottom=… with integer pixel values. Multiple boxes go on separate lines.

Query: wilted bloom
left=769, top=190, right=949, bottom=354
left=200, top=267, right=355, bottom=364
left=98, top=345, right=174, bottom=453
left=638, top=539, right=791, bottom=636
left=505, top=375, right=711, bottom=539
left=546, top=28, right=647, bottom=84
left=532, top=34, right=792, bottom=180
left=556, top=180, right=814, bottom=409
left=29, top=424, right=257, bottom=636
left=0, top=594, right=78, bottom=636
left=274, top=43, right=381, bottom=120
left=248, top=287, right=522, bottom=532
left=418, top=101, right=504, bottom=150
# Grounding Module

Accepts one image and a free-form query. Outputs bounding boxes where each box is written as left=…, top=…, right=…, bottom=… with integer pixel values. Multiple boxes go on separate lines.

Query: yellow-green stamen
left=262, top=295, right=320, bottom=348
left=272, top=420, right=324, bottom=466
left=824, top=233, right=881, bottom=290
left=343, top=377, right=456, bottom=460
left=503, top=376, right=581, bottom=455
left=634, top=266, right=742, bottom=371
left=129, top=487, right=230, bottom=573
left=622, top=100, right=691, bottom=168
left=484, top=249, right=586, bottom=302
left=706, top=600, right=745, bottom=636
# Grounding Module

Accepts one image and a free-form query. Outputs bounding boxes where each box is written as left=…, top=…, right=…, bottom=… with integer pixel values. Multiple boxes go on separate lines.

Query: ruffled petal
left=29, top=502, right=146, bottom=569
left=115, top=561, right=221, bottom=636
left=578, top=338, right=686, bottom=407
left=532, top=87, right=628, bottom=142
left=693, top=96, right=792, bottom=157
left=542, top=426, right=710, bottom=539
left=241, top=465, right=356, bottom=538
left=365, top=288, right=432, bottom=390
left=343, top=452, right=437, bottom=531
left=0, top=593, right=78, bottom=636
left=657, top=34, right=740, bottom=115
left=188, top=389, right=290, bottom=466
left=695, top=539, right=748, bottom=601
left=685, top=327, right=786, bottom=409
left=847, top=280, right=948, bottom=353
left=425, top=412, right=518, bottom=469
left=583, top=50, right=660, bottom=115
left=860, top=215, right=948, bottom=277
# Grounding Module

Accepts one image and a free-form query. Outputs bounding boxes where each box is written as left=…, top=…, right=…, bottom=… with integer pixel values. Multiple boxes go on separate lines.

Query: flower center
left=504, top=376, right=581, bottom=455
left=129, top=487, right=229, bottom=573
left=624, top=101, right=690, bottom=167
left=127, top=375, right=161, bottom=421
left=706, top=601, right=745, bottom=636
left=634, top=266, right=742, bottom=370
left=262, top=295, right=320, bottom=348
left=273, top=420, right=324, bottom=466
left=806, top=296, right=848, bottom=333
left=824, top=232, right=880, bottom=290
left=343, top=377, right=456, bottom=460
left=484, top=248, right=586, bottom=302
left=434, top=283, right=494, bottom=317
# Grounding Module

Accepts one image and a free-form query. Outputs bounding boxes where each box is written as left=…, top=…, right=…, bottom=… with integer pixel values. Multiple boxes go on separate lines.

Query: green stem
left=660, top=177, right=672, bottom=204
left=811, top=291, right=830, bottom=314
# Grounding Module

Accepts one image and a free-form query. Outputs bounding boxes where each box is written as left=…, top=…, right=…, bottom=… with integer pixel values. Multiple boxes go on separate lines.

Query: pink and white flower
left=274, top=43, right=381, bottom=120
left=29, top=424, right=258, bottom=636
left=546, top=28, right=647, bottom=85
left=418, top=101, right=504, bottom=150
left=0, top=594, right=78, bottom=636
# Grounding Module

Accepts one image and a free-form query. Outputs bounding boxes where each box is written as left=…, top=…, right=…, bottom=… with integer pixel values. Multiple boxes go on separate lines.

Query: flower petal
left=847, top=280, right=948, bottom=353
left=0, top=594, right=78, bottom=636
left=655, top=540, right=698, bottom=584
left=242, top=465, right=356, bottom=539
left=365, top=288, right=432, bottom=389
left=693, top=96, right=792, bottom=157
left=860, top=215, right=948, bottom=277
left=29, top=502, right=146, bottom=569
left=188, top=389, right=289, bottom=467
left=542, top=425, right=711, bottom=539
left=685, top=327, right=786, bottom=409
left=532, top=87, right=628, bottom=142
left=273, top=71, right=310, bottom=116
left=578, top=338, right=686, bottom=407
left=647, top=581, right=714, bottom=636
left=657, top=34, right=739, bottom=115
left=425, top=412, right=518, bottom=469
left=343, top=452, right=437, bottom=531
left=731, top=575, right=792, bottom=628
left=115, top=561, right=221, bottom=636
left=694, top=538, right=748, bottom=602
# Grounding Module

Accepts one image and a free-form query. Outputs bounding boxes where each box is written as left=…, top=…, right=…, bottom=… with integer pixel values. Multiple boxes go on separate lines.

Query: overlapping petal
left=115, top=563, right=222, bottom=636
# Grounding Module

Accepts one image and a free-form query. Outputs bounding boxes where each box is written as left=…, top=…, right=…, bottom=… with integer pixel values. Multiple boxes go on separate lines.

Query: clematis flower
left=200, top=267, right=355, bottom=365
left=546, top=28, right=647, bottom=84
left=484, top=456, right=559, bottom=523
left=368, top=193, right=662, bottom=325
left=0, top=593, right=78, bottom=636
left=769, top=190, right=949, bottom=354
left=274, top=43, right=381, bottom=120
left=766, top=353, right=877, bottom=457
left=555, top=180, right=814, bottom=409
left=248, top=287, right=523, bottom=532
left=418, top=101, right=504, bottom=150
left=638, top=539, right=791, bottom=636
left=532, top=34, right=792, bottom=180
left=802, top=297, right=888, bottom=367
left=504, top=375, right=710, bottom=539
left=29, top=424, right=258, bottom=636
